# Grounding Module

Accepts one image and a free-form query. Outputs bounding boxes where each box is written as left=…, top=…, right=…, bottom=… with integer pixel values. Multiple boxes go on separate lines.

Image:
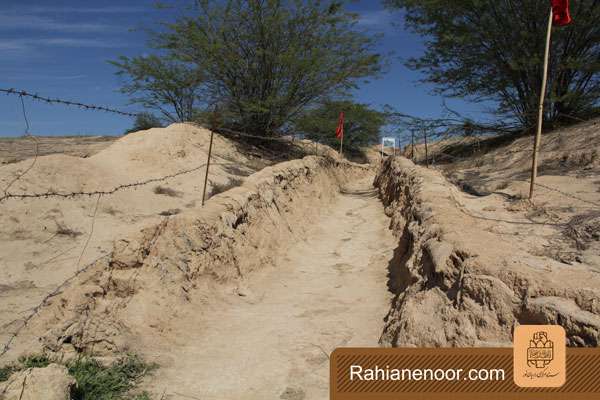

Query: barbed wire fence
left=0, top=88, right=139, bottom=117
left=0, top=87, right=597, bottom=356
left=2, top=94, right=39, bottom=196
left=388, top=109, right=599, bottom=210
left=0, top=253, right=112, bottom=357
left=0, top=88, right=329, bottom=356
left=0, top=88, right=317, bottom=202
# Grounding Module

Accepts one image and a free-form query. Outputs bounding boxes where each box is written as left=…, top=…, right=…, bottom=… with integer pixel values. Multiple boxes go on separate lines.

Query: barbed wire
left=201, top=124, right=319, bottom=162
left=0, top=95, right=596, bottom=359
left=0, top=253, right=112, bottom=357
left=403, top=123, right=600, bottom=209
left=1, top=88, right=140, bottom=117
left=0, top=162, right=209, bottom=204
left=0, top=120, right=326, bottom=205
left=534, top=182, right=600, bottom=209
left=2, top=95, right=40, bottom=196
left=414, top=149, right=599, bottom=208
left=211, top=126, right=294, bottom=142
left=76, top=194, right=102, bottom=268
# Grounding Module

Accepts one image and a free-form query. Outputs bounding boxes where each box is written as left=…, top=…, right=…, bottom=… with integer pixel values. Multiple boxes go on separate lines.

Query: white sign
left=382, top=137, right=396, bottom=148
left=381, top=137, right=396, bottom=158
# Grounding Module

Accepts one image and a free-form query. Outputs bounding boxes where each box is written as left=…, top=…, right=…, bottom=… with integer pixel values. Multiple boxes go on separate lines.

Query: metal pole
left=423, top=128, right=429, bottom=168
left=339, top=134, right=344, bottom=158
left=201, top=130, right=214, bottom=206
left=411, top=131, right=415, bottom=161
left=530, top=8, right=554, bottom=200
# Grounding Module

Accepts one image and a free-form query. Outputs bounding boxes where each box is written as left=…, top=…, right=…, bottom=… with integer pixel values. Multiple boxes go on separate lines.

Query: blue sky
left=0, top=0, right=489, bottom=137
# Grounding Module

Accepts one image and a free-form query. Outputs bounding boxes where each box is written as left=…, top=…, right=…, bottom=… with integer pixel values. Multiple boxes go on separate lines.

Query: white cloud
left=0, top=14, right=115, bottom=33
left=0, top=38, right=128, bottom=52
left=25, top=6, right=147, bottom=14
left=37, top=38, right=126, bottom=48
left=2, top=72, right=87, bottom=81
left=0, top=40, right=28, bottom=51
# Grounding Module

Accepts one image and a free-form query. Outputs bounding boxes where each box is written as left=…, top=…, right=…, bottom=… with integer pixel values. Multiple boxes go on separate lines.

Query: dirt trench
left=144, top=175, right=396, bottom=399
left=1, top=156, right=398, bottom=399
left=375, top=157, right=600, bottom=348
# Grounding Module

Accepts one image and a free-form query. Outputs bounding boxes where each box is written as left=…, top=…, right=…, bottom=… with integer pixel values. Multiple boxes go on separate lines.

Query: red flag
left=551, top=0, right=572, bottom=26
left=335, top=112, right=344, bottom=140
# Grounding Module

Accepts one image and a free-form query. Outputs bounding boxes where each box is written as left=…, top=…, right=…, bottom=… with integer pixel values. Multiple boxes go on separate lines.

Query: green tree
left=294, top=100, right=387, bottom=150
left=386, top=0, right=600, bottom=128
left=125, top=112, right=164, bottom=134
left=111, top=55, right=205, bottom=123
left=155, top=0, right=382, bottom=137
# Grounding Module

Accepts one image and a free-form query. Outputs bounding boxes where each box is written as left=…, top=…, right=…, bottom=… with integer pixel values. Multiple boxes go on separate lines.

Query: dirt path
left=149, top=175, right=396, bottom=399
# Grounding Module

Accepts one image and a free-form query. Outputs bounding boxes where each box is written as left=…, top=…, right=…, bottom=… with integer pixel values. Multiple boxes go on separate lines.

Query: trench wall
left=375, top=157, right=600, bottom=347
left=4, top=155, right=369, bottom=360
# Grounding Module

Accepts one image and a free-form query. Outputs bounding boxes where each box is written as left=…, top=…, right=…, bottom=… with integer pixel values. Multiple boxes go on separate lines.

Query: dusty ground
left=1, top=118, right=598, bottom=398
left=0, top=135, right=117, bottom=165
left=144, top=176, right=395, bottom=399
left=0, top=124, right=274, bottom=350
left=404, top=120, right=600, bottom=268
left=1, top=125, right=393, bottom=399
left=376, top=156, right=600, bottom=347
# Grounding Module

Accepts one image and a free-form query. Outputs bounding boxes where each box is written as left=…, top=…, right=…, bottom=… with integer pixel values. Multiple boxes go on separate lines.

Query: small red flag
left=551, top=0, right=572, bottom=26
left=335, top=112, right=344, bottom=140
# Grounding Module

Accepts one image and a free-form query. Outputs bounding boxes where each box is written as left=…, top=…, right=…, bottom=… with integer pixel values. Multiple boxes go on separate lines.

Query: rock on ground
left=0, top=364, right=74, bottom=400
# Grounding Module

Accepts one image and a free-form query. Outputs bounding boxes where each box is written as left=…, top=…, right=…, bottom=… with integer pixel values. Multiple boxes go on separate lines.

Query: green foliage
left=295, top=100, right=387, bottom=150
left=67, top=355, right=156, bottom=400
left=0, top=354, right=51, bottom=382
left=125, top=112, right=164, bottom=134
left=1, top=354, right=155, bottom=399
left=111, top=55, right=205, bottom=123
left=130, top=0, right=383, bottom=137
left=0, top=364, right=18, bottom=382
left=18, top=354, right=50, bottom=369
left=386, top=0, right=600, bottom=128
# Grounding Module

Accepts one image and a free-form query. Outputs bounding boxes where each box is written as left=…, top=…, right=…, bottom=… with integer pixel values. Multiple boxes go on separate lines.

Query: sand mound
left=375, top=157, right=600, bottom=347
left=0, top=123, right=367, bottom=359
left=0, top=123, right=273, bottom=352
left=0, top=136, right=116, bottom=166
left=408, top=118, right=600, bottom=195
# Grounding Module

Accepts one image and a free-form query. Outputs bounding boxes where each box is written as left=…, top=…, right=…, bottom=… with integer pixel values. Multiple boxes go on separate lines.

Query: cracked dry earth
left=146, top=176, right=396, bottom=400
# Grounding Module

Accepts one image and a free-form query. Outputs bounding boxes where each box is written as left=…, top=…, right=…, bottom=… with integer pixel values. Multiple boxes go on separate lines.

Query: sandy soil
left=0, top=135, right=117, bottom=165
left=376, top=156, right=600, bottom=347
left=2, top=118, right=597, bottom=397
left=0, top=124, right=274, bottom=348
left=142, top=176, right=395, bottom=399
left=1, top=124, right=394, bottom=399
left=401, top=120, right=600, bottom=268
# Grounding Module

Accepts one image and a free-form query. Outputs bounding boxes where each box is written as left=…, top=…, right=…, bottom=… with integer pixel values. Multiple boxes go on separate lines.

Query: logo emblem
left=514, top=325, right=566, bottom=388
left=527, top=331, right=554, bottom=368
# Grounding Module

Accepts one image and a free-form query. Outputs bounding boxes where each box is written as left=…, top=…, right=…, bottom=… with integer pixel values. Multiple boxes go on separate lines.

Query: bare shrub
left=103, top=206, right=120, bottom=216
left=55, top=222, right=82, bottom=238
left=159, top=208, right=181, bottom=216
left=153, top=185, right=183, bottom=198
left=210, top=178, right=244, bottom=197
left=564, top=211, right=600, bottom=250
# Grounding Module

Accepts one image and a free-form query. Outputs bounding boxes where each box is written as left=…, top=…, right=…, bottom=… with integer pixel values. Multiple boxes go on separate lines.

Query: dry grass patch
left=153, top=185, right=183, bottom=198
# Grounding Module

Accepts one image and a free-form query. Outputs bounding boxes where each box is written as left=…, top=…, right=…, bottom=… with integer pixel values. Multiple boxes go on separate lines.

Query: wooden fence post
left=530, top=8, right=554, bottom=199
left=423, top=128, right=429, bottom=168
left=201, top=130, right=214, bottom=206
left=411, top=130, right=415, bottom=162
